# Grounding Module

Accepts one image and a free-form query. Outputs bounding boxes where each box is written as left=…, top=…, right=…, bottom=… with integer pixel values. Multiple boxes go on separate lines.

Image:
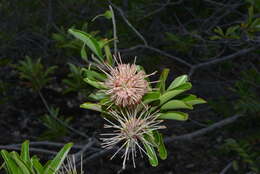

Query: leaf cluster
left=0, top=141, right=73, bottom=174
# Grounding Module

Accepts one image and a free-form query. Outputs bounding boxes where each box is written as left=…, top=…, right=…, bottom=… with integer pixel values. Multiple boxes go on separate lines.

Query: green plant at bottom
left=0, top=140, right=73, bottom=174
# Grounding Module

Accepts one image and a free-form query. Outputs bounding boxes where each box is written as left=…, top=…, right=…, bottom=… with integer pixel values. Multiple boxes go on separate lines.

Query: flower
left=58, top=155, right=84, bottom=174
left=101, top=107, right=166, bottom=169
left=101, top=54, right=155, bottom=107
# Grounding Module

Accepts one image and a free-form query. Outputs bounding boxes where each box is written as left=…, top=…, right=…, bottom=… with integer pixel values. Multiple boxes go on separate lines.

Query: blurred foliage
left=222, top=138, right=260, bottom=173
left=16, top=57, right=57, bottom=91
left=62, top=63, right=90, bottom=95
left=0, top=140, right=73, bottom=174
left=40, top=107, right=72, bottom=141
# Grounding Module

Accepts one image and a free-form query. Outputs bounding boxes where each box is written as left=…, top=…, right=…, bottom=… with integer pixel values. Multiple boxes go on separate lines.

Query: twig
left=109, top=5, right=118, bottom=53
left=110, top=2, right=148, bottom=46
left=165, top=113, right=243, bottom=142
left=73, top=139, right=97, bottom=162
left=0, top=145, right=57, bottom=155
left=219, top=162, right=233, bottom=174
left=189, top=47, right=257, bottom=76
left=84, top=148, right=114, bottom=163
left=38, top=91, right=89, bottom=139
left=138, top=0, right=183, bottom=21
left=121, top=44, right=193, bottom=67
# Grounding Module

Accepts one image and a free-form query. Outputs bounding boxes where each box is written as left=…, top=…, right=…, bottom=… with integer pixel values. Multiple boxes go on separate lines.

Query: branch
left=109, top=5, right=118, bottom=53
left=189, top=47, right=257, bottom=77
left=0, top=145, right=57, bottom=155
left=110, top=2, right=148, bottom=46
left=138, top=0, right=183, bottom=21
left=73, top=139, right=97, bottom=162
left=121, top=44, right=193, bottom=67
left=164, top=113, right=243, bottom=143
left=219, top=162, right=233, bottom=174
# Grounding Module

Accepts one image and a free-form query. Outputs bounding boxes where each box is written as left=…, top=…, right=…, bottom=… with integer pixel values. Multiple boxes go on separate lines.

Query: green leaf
left=80, top=102, right=102, bottom=112
left=88, top=91, right=107, bottom=101
left=68, top=29, right=103, bottom=60
left=143, top=92, right=160, bottom=104
left=83, top=69, right=106, bottom=81
left=157, top=69, right=169, bottom=94
left=161, top=100, right=193, bottom=110
left=154, top=131, right=167, bottom=160
left=44, top=143, right=73, bottom=174
left=1, top=150, right=20, bottom=174
left=104, top=44, right=113, bottom=66
left=21, top=140, right=30, bottom=163
left=251, top=18, right=260, bottom=28
left=226, top=26, right=239, bottom=36
left=181, top=94, right=207, bottom=106
left=52, top=33, right=65, bottom=42
left=248, top=6, right=254, bottom=24
left=83, top=78, right=106, bottom=89
left=214, top=26, right=224, bottom=36
left=11, top=151, right=32, bottom=174
left=167, top=75, right=188, bottom=90
left=160, top=82, right=192, bottom=104
left=104, top=10, right=112, bottom=19
left=142, top=142, right=158, bottom=167
left=80, top=44, right=88, bottom=61
left=32, top=156, right=44, bottom=174
left=209, top=35, right=221, bottom=40
left=158, top=112, right=188, bottom=121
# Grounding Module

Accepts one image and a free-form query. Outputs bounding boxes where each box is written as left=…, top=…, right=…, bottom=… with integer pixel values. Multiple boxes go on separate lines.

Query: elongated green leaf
left=161, top=100, right=193, bottom=110
left=143, top=92, right=160, bottom=104
left=154, top=131, right=167, bottom=160
left=181, top=94, right=207, bottom=106
left=11, top=151, right=32, bottom=174
left=32, top=156, right=44, bottom=174
left=142, top=142, right=158, bottom=167
left=83, top=69, right=106, bottom=81
left=104, top=44, right=113, bottom=66
left=157, top=69, right=169, bottom=94
left=21, top=140, right=30, bottom=164
left=88, top=91, right=107, bottom=101
left=83, top=78, right=106, bottom=89
left=1, top=150, right=19, bottom=174
left=44, top=143, right=73, bottom=174
left=80, top=44, right=88, bottom=61
left=68, top=29, right=103, bottom=60
left=80, top=102, right=102, bottom=112
left=167, top=75, right=188, bottom=90
left=158, top=112, right=188, bottom=121
left=160, top=82, right=192, bottom=104
left=104, top=10, right=112, bottom=19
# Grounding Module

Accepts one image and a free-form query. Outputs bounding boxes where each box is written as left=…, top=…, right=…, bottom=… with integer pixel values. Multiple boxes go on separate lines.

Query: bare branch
left=219, top=162, right=233, bottom=174
left=189, top=47, right=257, bottom=77
left=110, top=2, right=148, bottom=46
left=0, top=145, right=57, bottom=155
left=137, top=0, right=184, bottom=21
left=109, top=5, right=118, bottom=53
left=121, top=44, right=193, bottom=67
left=164, top=113, right=243, bottom=143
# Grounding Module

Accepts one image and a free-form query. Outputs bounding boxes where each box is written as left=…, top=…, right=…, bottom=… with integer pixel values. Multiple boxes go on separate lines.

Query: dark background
left=0, top=0, right=259, bottom=174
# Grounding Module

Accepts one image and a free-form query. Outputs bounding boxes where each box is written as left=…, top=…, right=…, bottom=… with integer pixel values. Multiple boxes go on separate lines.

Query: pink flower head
left=102, top=54, right=154, bottom=107
left=101, top=108, right=166, bottom=169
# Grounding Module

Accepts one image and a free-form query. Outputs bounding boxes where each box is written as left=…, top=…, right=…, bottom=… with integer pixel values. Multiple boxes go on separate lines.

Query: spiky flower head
left=101, top=107, right=166, bottom=169
left=58, top=155, right=84, bottom=174
left=101, top=54, right=154, bottom=107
